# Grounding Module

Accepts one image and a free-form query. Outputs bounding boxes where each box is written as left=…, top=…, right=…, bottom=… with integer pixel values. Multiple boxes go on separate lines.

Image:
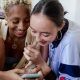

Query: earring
left=57, top=30, right=62, bottom=40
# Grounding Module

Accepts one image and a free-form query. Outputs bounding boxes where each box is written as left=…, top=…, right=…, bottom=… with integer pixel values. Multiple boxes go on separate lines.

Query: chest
left=5, top=37, right=25, bottom=59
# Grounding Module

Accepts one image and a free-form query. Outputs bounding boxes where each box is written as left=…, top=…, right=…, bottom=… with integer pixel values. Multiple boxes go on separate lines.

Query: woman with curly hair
left=0, top=0, right=31, bottom=80
left=0, top=0, right=31, bottom=70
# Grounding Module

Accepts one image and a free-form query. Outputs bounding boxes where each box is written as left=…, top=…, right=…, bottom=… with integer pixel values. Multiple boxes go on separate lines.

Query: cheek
left=8, top=21, right=17, bottom=29
left=50, top=35, right=57, bottom=42
left=49, top=30, right=58, bottom=42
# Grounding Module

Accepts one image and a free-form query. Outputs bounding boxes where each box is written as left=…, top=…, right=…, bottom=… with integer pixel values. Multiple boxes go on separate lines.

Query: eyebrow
left=10, top=17, right=19, bottom=21
left=30, top=26, right=51, bottom=34
left=10, top=16, right=29, bottom=21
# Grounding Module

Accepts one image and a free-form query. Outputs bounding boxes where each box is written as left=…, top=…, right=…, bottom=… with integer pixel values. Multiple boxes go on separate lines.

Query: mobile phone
left=21, top=73, right=40, bottom=79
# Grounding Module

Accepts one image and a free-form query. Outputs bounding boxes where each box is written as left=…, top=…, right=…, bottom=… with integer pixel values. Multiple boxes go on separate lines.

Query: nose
left=18, top=21, right=24, bottom=30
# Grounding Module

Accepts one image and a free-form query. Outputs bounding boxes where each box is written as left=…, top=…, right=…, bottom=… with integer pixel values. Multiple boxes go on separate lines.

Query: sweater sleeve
left=44, top=70, right=57, bottom=80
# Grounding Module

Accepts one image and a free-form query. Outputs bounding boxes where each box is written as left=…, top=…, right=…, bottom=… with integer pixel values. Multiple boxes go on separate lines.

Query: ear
left=58, top=21, right=65, bottom=31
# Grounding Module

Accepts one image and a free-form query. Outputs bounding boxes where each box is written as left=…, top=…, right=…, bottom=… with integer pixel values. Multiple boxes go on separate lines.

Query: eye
left=30, top=27, right=37, bottom=34
left=12, top=20, right=19, bottom=24
left=31, top=30, right=37, bottom=33
left=42, top=33, right=50, bottom=37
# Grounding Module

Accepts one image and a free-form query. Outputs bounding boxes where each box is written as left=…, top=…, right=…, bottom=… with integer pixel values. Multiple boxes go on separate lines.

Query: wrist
left=39, top=61, right=51, bottom=76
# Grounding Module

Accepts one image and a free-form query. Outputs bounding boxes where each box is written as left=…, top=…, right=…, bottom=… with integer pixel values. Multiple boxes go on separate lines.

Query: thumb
left=10, top=69, right=25, bottom=74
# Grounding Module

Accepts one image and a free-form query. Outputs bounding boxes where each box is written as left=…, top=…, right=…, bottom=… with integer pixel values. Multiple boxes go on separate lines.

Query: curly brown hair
left=3, top=0, right=31, bottom=16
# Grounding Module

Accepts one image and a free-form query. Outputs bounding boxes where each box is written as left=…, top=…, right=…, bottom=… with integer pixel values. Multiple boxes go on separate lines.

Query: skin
left=0, top=69, right=24, bottom=80
left=0, top=4, right=48, bottom=80
left=0, top=37, right=5, bottom=70
left=6, top=4, right=29, bottom=38
left=24, top=13, right=64, bottom=78
left=0, top=4, right=30, bottom=80
left=4, top=4, right=30, bottom=69
left=30, top=13, right=61, bottom=46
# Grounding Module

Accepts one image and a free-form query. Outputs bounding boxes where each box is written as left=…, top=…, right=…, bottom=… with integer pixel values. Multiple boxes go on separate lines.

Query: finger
left=24, top=48, right=33, bottom=57
left=38, top=71, right=44, bottom=80
left=24, top=48, right=29, bottom=54
left=35, top=71, right=43, bottom=80
left=31, top=65, right=41, bottom=73
left=25, top=45, right=40, bottom=57
left=24, top=47, right=31, bottom=56
left=38, top=71, right=43, bottom=77
left=27, top=46, right=39, bottom=55
left=25, top=61, right=32, bottom=68
left=23, top=52, right=30, bottom=61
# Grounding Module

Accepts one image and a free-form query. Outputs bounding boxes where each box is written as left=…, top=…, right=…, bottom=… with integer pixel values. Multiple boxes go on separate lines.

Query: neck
left=8, top=28, right=16, bottom=39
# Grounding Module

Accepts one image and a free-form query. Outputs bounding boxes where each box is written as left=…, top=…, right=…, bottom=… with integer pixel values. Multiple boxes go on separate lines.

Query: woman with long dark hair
left=24, top=0, right=80, bottom=80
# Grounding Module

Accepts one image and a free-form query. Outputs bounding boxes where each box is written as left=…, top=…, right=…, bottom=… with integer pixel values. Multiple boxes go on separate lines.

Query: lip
left=15, top=30, right=26, bottom=37
left=39, top=40, right=47, bottom=45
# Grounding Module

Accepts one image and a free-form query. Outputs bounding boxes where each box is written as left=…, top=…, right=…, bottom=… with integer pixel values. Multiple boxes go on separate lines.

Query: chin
left=39, top=43, right=48, bottom=46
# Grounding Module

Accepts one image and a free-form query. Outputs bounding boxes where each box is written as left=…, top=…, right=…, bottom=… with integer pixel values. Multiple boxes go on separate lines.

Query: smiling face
left=30, top=13, right=62, bottom=46
left=6, top=4, right=30, bottom=38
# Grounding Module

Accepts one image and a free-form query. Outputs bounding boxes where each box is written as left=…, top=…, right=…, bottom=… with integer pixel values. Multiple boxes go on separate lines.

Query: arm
left=40, top=45, right=49, bottom=62
left=24, top=45, right=57, bottom=80
left=39, top=45, right=57, bottom=79
left=0, top=69, right=24, bottom=80
left=58, top=36, right=80, bottom=79
left=44, top=70, right=57, bottom=80
left=0, top=37, right=5, bottom=70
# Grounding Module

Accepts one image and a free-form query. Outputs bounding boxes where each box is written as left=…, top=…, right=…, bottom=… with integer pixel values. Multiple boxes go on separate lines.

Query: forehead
left=30, top=13, right=57, bottom=32
left=7, top=4, right=29, bottom=18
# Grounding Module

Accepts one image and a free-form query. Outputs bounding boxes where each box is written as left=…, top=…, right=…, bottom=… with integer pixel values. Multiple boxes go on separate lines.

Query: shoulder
left=60, top=20, right=80, bottom=46
left=0, top=19, right=8, bottom=40
left=59, top=21, right=80, bottom=65
left=60, top=34, right=80, bottom=66
left=67, top=20, right=80, bottom=34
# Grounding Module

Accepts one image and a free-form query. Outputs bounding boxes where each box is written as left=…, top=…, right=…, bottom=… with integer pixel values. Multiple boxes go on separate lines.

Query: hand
left=0, top=69, right=24, bottom=80
left=23, top=45, right=45, bottom=66
left=32, top=67, right=44, bottom=80
left=23, top=45, right=51, bottom=77
left=24, top=65, right=44, bottom=80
